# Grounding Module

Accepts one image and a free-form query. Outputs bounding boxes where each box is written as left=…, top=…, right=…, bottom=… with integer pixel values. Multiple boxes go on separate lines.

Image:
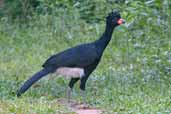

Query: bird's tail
left=17, top=68, right=51, bottom=97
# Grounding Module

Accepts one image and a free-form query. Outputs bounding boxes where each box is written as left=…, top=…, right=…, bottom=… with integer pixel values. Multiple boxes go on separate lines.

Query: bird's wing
left=42, top=44, right=99, bottom=70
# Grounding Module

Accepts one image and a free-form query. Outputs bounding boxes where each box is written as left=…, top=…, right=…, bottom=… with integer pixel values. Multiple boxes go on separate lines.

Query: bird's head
left=106, top=10, right=125, bottom=27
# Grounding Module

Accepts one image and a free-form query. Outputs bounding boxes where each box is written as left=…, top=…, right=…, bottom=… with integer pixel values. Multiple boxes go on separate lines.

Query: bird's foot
left=78, top=102, right=90, bottom=109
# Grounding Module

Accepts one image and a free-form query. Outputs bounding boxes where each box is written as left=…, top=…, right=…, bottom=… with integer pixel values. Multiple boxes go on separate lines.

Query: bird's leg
left=68, top=78, right=79, bottom=103
left=80, top=89, right=86, bottom=105
left=80, top=76, right=89, bottom=108
left=67, top=86, right=72, bottom=103
left=67, top=86, right=73, bottom=102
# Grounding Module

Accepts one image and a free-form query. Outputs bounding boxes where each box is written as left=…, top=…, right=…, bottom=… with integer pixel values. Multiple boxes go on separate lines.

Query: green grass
left=0, top=98, right=74, bottom=114
left=0, top=10, right=171, bottom=113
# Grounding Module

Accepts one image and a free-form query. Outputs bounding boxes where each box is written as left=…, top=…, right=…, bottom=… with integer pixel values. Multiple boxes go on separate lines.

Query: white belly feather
left=56, top=67, right=85, bottom=78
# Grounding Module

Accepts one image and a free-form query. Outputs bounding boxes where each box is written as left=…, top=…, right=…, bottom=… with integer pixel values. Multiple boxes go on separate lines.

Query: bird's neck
left=95, top=24, right=115, bottom=52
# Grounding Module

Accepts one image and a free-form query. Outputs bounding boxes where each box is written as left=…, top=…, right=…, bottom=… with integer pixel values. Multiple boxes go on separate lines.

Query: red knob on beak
left=117, top=19, right=125, bottom=25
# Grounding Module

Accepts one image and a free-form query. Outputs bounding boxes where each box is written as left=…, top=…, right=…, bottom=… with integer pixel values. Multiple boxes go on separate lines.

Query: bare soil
left=57, top=98, right=103, bottom=114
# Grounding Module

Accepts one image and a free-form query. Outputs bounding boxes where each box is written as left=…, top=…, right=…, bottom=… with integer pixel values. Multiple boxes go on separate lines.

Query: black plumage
left=42, top=44, right=99, bottom=70
left=17, top=11, right=125, bottom=103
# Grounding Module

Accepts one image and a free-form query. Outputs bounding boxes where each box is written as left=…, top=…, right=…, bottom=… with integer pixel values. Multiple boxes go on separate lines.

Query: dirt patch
left=57, top=98, right=102, bottom=114
left=76, top=109, right=102, bottom=114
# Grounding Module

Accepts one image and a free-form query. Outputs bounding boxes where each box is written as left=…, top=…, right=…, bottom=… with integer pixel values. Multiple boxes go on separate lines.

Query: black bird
left=17, top=11, right=125, bottom=104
